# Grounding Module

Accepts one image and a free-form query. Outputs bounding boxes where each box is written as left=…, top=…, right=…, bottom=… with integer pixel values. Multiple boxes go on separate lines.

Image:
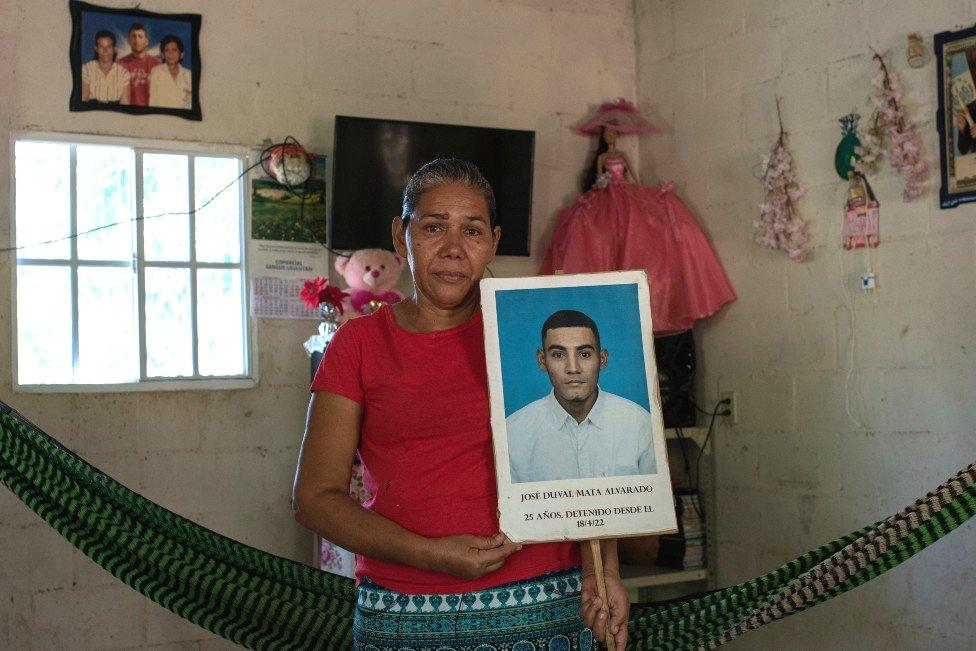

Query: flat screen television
left=330, top=116, right=534, bottom=256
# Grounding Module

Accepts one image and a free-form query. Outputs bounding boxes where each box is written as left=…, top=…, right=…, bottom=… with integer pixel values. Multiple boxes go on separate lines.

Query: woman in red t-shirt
left=293, top=158, right=629, bottom=649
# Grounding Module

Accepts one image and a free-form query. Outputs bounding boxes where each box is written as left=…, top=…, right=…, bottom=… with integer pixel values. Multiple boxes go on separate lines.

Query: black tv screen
left=330, top=116, right=534, bottom=256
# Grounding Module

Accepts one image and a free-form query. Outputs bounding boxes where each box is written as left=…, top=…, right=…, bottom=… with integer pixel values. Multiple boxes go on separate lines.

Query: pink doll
left=539, top=99, right=736, bottom=335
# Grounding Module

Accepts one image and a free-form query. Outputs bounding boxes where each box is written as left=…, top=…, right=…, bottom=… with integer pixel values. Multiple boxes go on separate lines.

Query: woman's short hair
left=159, top=34, right=185, bottom=56
left=401, top=158, right=496, bottom=226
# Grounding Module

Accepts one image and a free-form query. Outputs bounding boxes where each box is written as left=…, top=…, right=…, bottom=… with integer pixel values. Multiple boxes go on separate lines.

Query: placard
left=482, top=271, right=677, bottom=542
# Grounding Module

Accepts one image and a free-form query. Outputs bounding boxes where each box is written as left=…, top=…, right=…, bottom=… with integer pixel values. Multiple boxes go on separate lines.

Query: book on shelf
left=656, top=488, right=706, bottom=570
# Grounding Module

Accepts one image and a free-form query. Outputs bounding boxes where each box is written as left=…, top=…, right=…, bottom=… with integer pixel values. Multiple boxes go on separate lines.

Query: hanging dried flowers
left=755, top=98, right=811, bottom=262
left=854, top=50, right=929, bottom=201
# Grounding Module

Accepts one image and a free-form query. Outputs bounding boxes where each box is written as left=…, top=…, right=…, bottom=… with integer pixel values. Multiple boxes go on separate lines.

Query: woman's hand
left=580, top=570, right=630, bottom=649
left=426, top=533, right=521, bottom=579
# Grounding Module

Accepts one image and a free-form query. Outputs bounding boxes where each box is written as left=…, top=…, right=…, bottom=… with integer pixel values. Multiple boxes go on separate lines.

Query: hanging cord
left=678, top=398, right=729, bottom=523
left=692, top=400, right=724, bottom=523
left=1, top=154, right=262, bottom=254
left=4, top=136, right=350, bottom=258
left=838, top=226, right=869, bottom=429
left=673, top=427, right=693, bottom=478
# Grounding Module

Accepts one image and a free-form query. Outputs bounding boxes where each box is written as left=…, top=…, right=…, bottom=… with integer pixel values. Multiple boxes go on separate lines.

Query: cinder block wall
left=0, top=1, right=638, bottom=647
left=636, top=1, right=976, bottom=648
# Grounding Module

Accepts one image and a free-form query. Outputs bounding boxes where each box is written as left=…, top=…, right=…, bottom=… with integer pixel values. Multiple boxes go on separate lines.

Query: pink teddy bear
left=334, top=248, right=404, bottom=317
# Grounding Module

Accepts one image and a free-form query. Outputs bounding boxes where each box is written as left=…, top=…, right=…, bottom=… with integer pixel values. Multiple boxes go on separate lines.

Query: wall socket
left=719, top=390, right=738, bottom=424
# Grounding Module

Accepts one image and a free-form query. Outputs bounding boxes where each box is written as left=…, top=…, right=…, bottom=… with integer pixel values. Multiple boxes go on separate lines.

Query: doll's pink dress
left=539, top=156, right=736, bottom=334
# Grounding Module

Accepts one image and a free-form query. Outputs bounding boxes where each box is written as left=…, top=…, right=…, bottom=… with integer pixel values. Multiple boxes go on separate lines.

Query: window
left=13, top=134, right=253, bottom=390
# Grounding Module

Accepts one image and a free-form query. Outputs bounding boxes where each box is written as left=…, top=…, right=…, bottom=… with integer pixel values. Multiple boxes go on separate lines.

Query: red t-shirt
left=310, top=306, right=580, bottom=593
left=117, top=54, right=159, bottom=106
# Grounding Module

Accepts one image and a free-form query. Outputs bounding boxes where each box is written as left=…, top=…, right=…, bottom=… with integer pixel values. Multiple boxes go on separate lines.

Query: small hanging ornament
left=266, top=142, right=315, bottom=186
left=843, top=171, right=880, bottom=250
left=906, top=33, right=926, bottom=68
left=835, top=113, right=862, bottom=180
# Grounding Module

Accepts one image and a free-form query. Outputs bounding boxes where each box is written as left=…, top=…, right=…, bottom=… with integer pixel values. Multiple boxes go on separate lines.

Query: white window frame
left=10, top=131, right=258, bottom=393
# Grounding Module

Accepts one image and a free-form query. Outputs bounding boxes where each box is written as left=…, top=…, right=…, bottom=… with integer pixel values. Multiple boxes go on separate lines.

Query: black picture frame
left=935, top=24, right=976, bottom=208
left=69, top=0, right=202, bottom=121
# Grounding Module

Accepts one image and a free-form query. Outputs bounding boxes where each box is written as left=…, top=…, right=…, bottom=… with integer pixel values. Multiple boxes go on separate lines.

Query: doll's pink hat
left=575, top=98, right=660, bottom=136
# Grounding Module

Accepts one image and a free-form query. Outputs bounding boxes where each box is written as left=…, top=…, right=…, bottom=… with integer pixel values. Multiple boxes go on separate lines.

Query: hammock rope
left=0, top=399, right=973, bottom=650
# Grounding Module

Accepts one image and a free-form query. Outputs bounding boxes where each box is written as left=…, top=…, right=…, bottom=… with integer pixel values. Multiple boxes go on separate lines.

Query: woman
left=148, top=34, right=192, bottom=109
left=80, top=29, right=131, bottom=104
left=293, top=159, right=629, bottom=649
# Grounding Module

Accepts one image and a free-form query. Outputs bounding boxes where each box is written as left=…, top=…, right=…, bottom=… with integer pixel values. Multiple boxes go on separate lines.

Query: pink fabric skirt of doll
left=539, top=181, right=736, bottom=335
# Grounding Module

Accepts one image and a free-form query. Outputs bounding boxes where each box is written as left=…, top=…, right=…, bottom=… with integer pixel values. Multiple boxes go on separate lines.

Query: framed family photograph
left=481, top=271, right=677, bottom=543
left=69, top=0, right=202, bottom=120
left=936, top=24, right=976, bottom=208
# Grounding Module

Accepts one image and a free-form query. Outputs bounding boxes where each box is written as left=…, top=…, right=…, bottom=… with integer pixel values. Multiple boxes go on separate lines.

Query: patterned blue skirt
left=353, top=567, right=593, bottom=651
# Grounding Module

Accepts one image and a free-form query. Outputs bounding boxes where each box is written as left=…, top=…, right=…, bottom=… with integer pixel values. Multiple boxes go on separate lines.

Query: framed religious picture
left=935, top=24, right=976, bottom=208
left=481, top=271, right=678, bottom=543
left=69, top=0, right=202, bottom=121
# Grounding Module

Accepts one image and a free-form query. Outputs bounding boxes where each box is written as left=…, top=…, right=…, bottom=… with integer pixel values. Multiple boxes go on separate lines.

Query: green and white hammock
left=1, top=399, right=973, bottom=650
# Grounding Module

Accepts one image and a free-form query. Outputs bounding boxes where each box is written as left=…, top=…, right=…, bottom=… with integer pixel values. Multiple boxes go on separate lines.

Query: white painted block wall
left=636, top=1, right=976, bottom=648
left=0, top=1, right=637, bottom=647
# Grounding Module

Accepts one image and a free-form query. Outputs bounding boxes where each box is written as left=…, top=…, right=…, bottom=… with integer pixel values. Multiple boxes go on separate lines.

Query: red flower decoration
left=300, top=276, right=349, bottom=315
left=300, top=277, right=328, bottom=309
left=320, top=284, right=348, bottom=315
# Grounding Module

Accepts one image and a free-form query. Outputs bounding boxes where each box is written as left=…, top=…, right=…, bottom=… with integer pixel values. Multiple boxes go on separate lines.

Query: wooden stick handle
left=589, top=539, right=616, bottom=651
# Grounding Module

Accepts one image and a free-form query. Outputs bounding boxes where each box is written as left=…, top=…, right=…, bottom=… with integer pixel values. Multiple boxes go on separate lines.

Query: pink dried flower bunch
left=854, top=51, right=929, bottom=201
left=755, top=105, right=810, bottom=262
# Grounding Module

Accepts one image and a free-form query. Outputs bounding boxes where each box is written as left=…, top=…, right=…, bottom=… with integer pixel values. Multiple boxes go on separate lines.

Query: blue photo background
left=81, top=9, right=194, bottom=64
left=496, top=283, right=650, bottom=416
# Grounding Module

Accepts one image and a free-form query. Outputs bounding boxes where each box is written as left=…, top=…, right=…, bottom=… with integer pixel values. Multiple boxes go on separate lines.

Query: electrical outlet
left=720, top=390, right=738, bottom=424
left=860, top=272, right=876, bottom=291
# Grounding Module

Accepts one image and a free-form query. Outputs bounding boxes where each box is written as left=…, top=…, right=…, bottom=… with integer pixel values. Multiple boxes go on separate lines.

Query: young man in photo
left=506, top=309, right=656, bottom=483
left=117, top=23, right=158, bottom=107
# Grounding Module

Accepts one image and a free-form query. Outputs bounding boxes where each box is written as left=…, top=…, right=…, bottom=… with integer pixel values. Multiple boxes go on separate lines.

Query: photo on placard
left=69, top=0, right=202, bottom=120
left=936, top=24, right=976, bottom=207
left=481, top=271, right=677, bottom=543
